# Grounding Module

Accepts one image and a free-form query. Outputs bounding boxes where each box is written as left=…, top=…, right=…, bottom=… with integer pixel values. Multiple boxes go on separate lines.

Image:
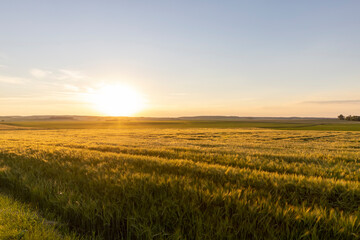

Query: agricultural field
left=4, top=118, right=360, bottom=131
left=1, top=121, right=360, bottom=239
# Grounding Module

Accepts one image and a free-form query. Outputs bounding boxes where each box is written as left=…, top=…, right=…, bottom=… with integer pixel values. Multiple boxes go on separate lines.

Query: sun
left=89, top=84, right=145, bottom=116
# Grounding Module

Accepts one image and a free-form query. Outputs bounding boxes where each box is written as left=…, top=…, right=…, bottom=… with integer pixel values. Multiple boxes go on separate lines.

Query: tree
left=338, top=114, right=345, bottom=120
left=352, top=116, right=360, bottom=121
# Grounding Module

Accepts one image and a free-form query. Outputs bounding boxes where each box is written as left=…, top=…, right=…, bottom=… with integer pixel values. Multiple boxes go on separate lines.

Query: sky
left=1, top=0, right=360, bottom=117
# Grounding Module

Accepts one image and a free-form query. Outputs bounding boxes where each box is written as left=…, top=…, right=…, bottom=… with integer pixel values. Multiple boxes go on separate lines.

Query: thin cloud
left=30, top=68, right=85, bottom=81
left=302, top=100, right=360, bottom=104
left=57, top=69, right=84, bottom=80
left=30, top=68, right=52, bottom=78
left=170, top=92, right=189, bottom=96
left=0, top=75, right=27, bottom=84
left=0, top=96, right=78, bottom=104
left=63, top=84, right=80, bottom=92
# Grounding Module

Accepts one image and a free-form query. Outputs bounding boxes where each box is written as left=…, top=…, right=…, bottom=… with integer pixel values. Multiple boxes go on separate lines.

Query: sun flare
left=89, top=84, right=144, bottom=116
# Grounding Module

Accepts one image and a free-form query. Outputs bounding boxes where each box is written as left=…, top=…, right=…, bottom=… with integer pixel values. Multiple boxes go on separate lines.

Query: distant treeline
left=338, top=114, right=360, bottom=121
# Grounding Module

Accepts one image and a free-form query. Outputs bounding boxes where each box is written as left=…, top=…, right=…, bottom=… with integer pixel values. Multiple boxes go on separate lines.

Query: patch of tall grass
left=0, top=128, right=359, bottom=239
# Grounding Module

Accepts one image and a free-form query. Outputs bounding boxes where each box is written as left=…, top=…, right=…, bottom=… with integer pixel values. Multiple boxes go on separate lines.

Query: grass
left=0, top=192, right=78, bottom=240
left=1, top=124, right=360, bottom=238
left=2, top=118, right=360, bottom=131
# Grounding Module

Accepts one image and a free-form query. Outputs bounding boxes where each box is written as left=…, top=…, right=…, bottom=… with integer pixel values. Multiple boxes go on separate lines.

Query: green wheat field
left=1, top=120, right=360, bottom=239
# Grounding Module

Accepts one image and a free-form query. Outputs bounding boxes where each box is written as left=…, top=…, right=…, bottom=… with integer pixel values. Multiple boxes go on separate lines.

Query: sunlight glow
left=89, top=84, right=145, bottom=116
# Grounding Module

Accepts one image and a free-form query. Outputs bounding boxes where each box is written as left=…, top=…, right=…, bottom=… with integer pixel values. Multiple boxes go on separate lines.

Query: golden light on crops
left=89, top=84, right=145, bottom=116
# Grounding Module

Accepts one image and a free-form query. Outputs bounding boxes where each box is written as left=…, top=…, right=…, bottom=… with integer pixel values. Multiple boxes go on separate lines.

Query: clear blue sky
left=1, top=1, right=360, bottom=117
